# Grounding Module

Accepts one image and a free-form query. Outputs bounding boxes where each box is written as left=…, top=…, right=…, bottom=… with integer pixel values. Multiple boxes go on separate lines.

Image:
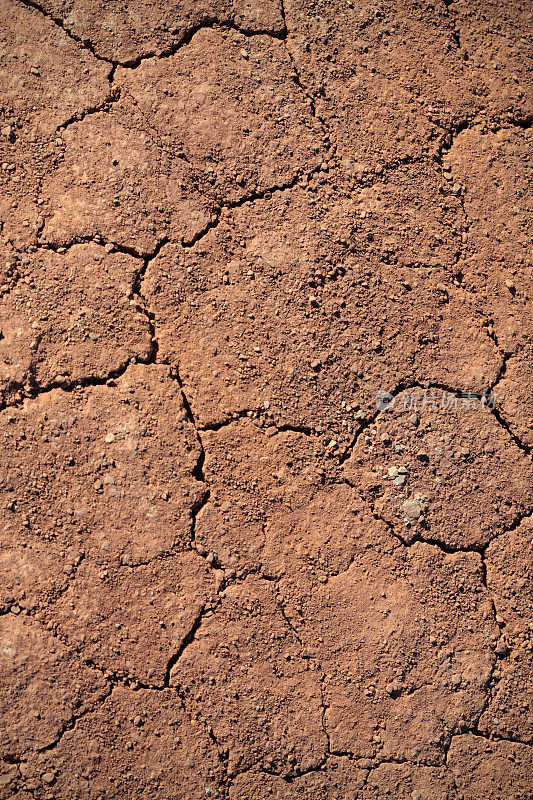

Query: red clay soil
left=0, top=0, right=532, bottom=797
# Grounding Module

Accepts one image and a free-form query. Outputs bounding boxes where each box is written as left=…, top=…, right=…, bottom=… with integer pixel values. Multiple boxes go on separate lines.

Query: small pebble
left=402, top=500, right=422, bottom=520
left=495, top=640, right=510, bottom=657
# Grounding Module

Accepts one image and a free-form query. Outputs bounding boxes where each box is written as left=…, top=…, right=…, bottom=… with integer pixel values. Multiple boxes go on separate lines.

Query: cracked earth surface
left=0, top=0, right=532, bottom=797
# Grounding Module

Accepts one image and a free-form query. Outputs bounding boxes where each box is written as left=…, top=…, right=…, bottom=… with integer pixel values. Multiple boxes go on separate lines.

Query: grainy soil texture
left=0, top=0, right=532, bottom=798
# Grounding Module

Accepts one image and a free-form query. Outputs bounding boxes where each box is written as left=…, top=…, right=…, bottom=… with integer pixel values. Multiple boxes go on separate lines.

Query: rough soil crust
left=0, top=0, right=532, bottom=797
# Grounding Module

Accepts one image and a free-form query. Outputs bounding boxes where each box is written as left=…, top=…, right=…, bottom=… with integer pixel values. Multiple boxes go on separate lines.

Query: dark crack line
left=361, top=504, right=533, bottom=559
left=454, top=728, right=533, bottom=749
left=23, top=621, right=231, bottom=793
left=338, top=378, right=419, bottom=465
left=227, top=752, right=342, bottom=785
left=17, top=0, right=287, bottom=70
left=167, top=366, right=238, bottom=590
left=487, top=347, right=532, bottom=456
left=505, top=112, right=533, bottom=129
left=434, top=116, right=480, bottom=271
left=117, top=19, right=288, bottom=70
left=337, top=494, right=532, bottom=717
left=0, top=237, right=166, bottom=413
left=17, top=0, right=114, bottom=71
left=173, top=682, right=232, bottom=783
left=36, top=233, right=160, bottom=261
left=416, top=506, right=533, bottom=557
left=197, top=408, right=257, bottom=432
left=181, top=164, right=326, bottom=250
left=35, top=682, right=115, bottom=754
left=274, top=583, right=335, bottom=766
left=196, top=412, right=319, bottom=435
left=337, top=371, right=532, bottom=744
left=162, top=604, right=212, bottom=688
left=338, top=512, right=530, bottom=751
left=490, top=403, right=532, bottom=457
left=13, top=618, right=122, bottom=754
left=130, top=235, right=170, bottom=363
left=279, top=0, right=333, bottom=152
left=276, top=595, right=303, bottom=648
left=57, top=87, right=122, bottom=132
left=442, top=729, right=533, bottom=767
left=442, top=0, right=462, bottom=52
left=318, top=674, right=333, bottom=757
left=339, top=377, right=532, bottom=468
left=0, top=354, right=150, bottom=414
left=71, top=648, right=232, bottom=792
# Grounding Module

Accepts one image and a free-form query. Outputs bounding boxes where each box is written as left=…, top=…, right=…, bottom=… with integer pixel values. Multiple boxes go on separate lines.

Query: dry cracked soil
left=0, top=0, right=532, bottom=797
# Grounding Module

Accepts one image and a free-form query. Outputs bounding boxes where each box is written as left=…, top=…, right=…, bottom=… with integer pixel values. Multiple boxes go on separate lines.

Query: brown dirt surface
left=0, top=0, right=532, bottom=797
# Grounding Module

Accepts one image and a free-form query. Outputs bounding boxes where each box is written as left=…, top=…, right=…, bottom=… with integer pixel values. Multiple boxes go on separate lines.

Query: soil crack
left=17, top=0, right=288, bottom=70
